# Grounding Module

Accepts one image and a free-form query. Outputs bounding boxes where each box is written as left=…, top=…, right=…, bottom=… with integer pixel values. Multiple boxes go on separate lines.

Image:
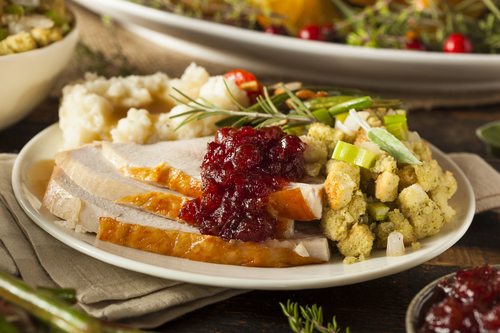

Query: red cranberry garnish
left=264, top=25, right=289, bottom=36
left=443, top=33, right=473, bottom=53
left=179, top=126, right=306, bottom=242
left=298, top=24, right=323, bottom=41
left=405, top=38, right=426, bottom=51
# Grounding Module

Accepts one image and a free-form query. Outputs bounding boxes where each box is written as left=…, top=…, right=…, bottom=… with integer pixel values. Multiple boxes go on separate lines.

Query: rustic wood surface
left=1, top=96, right=499, bottom=333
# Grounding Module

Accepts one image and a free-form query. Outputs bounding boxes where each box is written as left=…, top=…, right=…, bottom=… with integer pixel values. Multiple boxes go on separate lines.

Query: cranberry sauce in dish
left=422, top=265, right=500, bottom=333
left=179, top=126, right=306, bottom=242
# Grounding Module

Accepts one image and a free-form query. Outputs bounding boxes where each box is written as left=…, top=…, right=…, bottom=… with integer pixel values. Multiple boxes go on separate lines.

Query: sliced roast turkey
left=43, top=167, right=330, bottom=267
left=100, top=139, right=324, bottom=221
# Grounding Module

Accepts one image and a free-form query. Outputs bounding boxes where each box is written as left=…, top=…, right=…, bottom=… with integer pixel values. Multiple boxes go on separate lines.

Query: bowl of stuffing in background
left=0, top=1, right=78, bottom=130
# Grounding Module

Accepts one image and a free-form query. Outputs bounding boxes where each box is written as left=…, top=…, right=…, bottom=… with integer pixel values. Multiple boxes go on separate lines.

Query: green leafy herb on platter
left=280, top=300, right=350, bottom=333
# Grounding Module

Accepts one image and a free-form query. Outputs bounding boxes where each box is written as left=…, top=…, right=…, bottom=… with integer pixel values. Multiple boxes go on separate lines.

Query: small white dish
left=72, top=0, right=500, bottom=93
left=0, top=14, right=79, bottom=130
left=12, top=124, right=475, bottom=290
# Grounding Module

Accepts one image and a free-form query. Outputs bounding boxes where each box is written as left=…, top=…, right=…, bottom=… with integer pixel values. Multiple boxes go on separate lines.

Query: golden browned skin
left=121, top=163, right=203, bottom=198
left=116, top=192, right=294, bottom=238
left=120, top=164, right=321, bottom=222
left=116, top=192, right=188, bottom=221
left=98, top=218, right=323, bottom=267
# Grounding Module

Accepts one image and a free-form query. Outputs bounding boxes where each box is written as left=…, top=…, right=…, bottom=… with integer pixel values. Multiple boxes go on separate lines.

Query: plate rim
left=12, top=123, right=476, bottom=290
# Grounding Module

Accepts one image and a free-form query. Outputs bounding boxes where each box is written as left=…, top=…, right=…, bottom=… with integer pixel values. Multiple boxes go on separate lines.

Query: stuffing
left=321, top=190, right=366, bottom=242
left=110, top=109, right=154, bottom=144
left=372, top=153, right=397, bottom=174
left=411, top=139, right=433, bottom=162
left=398, top=165, right=418, bottom=190
left=0, top=31, right=36, bottom=54
left=325, top=160, right=360, bottom=187
left=430, top=171, right=457, bottom=223
left=300, top=135, right=328, bottom=164
left=304, top=163, right=323, bottom=178
left=414, top=160, right=442, bottom=192
left=324, top=172, right=357, bottom=210
left=375, top=171, right=399, bottom=202
left=375, top=209, right=416, bottom=248
left=30, top=27, right=62, bottom=47
left=398, top=184, right=445, bottom=238
left=307, top=123, right=344, bottom=155
left=337, top=223, right=374, bottom=263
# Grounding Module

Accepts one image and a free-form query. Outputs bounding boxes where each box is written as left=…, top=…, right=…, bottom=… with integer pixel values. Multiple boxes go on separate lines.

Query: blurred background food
left=130, top=0, right=500, bottom=54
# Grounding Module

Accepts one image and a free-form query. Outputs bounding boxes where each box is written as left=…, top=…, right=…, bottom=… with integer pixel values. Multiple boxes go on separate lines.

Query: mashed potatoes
left=59, top=63, right=249, bottom=149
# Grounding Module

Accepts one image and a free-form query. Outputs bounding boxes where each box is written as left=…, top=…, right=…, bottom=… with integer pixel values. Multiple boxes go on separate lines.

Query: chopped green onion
left=312, top=108, right=335, bottom=126
left=303, top=95, right=354, bottom=110
left=328, top=96, right=373, bottom=116
left=367, top=202, right=390, bottom=221
left=349, top=110, right=421, bottom=165
left=332, top=141, right=378, bottom=169
left=384, top=114, right=408, bottom=140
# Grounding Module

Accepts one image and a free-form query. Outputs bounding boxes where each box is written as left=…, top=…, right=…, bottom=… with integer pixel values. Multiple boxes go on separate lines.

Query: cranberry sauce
left=179, top=126, right=306, bottom=242
left=422, top=265, right=500, bottom=333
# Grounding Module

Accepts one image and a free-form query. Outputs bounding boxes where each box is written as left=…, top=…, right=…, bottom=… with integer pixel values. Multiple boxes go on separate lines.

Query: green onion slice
left=328, top=96, right=373, bottom=116
left=332, top=141, right=378, bottom=169
left=367, top=202, right=390, bottom=221
left=312, top=108, right=335, bottom=126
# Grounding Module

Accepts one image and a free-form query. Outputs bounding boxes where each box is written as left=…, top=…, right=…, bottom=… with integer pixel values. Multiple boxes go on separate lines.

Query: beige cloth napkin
left=0, top=152, right=498, bottom=329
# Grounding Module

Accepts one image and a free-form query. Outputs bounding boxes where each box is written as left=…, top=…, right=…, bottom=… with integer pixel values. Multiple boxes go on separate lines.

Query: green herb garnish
left=280, top=300, right=350, bottom=333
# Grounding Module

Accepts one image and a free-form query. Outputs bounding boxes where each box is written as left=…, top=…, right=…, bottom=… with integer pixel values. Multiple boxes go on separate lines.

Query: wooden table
left=1, top=97, right=499, bottom=332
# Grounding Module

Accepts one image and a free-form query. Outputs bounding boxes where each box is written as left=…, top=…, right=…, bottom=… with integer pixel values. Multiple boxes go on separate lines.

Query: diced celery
left=332, top=141, right=378, bottom=169
left=335, top=112, right=348, bottom=122
left=367, top=202, right=390, bottom=221
left=312, top=108, right=335, bottom=126
left=384, top=114, right=408, bottom=140
left=367, top=128, right=421, bottom=165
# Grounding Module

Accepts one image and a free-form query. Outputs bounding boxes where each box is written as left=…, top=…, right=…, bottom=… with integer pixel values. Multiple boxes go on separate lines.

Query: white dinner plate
left=12, top=124, right=475, bottom=290
left=72, top=0, right=500, bottom=93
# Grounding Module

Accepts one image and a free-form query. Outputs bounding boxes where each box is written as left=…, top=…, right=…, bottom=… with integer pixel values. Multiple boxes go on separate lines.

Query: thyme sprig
left=280, top=300, right=350, bottom=333
left=169, top=84, right=316, bottom=130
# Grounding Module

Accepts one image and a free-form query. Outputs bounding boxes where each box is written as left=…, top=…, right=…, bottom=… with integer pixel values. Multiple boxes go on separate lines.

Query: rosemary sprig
left=280, top=300, right=350, bottom=333
left=169, top=84, right=316, bottom=130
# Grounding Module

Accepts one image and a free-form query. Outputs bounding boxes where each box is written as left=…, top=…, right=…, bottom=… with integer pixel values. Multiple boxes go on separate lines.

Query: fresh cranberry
left=264, top=25, right=289, bottom=36
left=298, top=24, right=323, bottom=41
left=179, top=126, right=306, bottom=242
left=405, top=38, right=426, bottom=51
left=443, top=33, right=473, bottom=53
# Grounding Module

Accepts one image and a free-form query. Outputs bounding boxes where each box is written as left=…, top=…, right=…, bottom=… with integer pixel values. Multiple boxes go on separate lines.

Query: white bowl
left=0, top=16, right=79, bottom=130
